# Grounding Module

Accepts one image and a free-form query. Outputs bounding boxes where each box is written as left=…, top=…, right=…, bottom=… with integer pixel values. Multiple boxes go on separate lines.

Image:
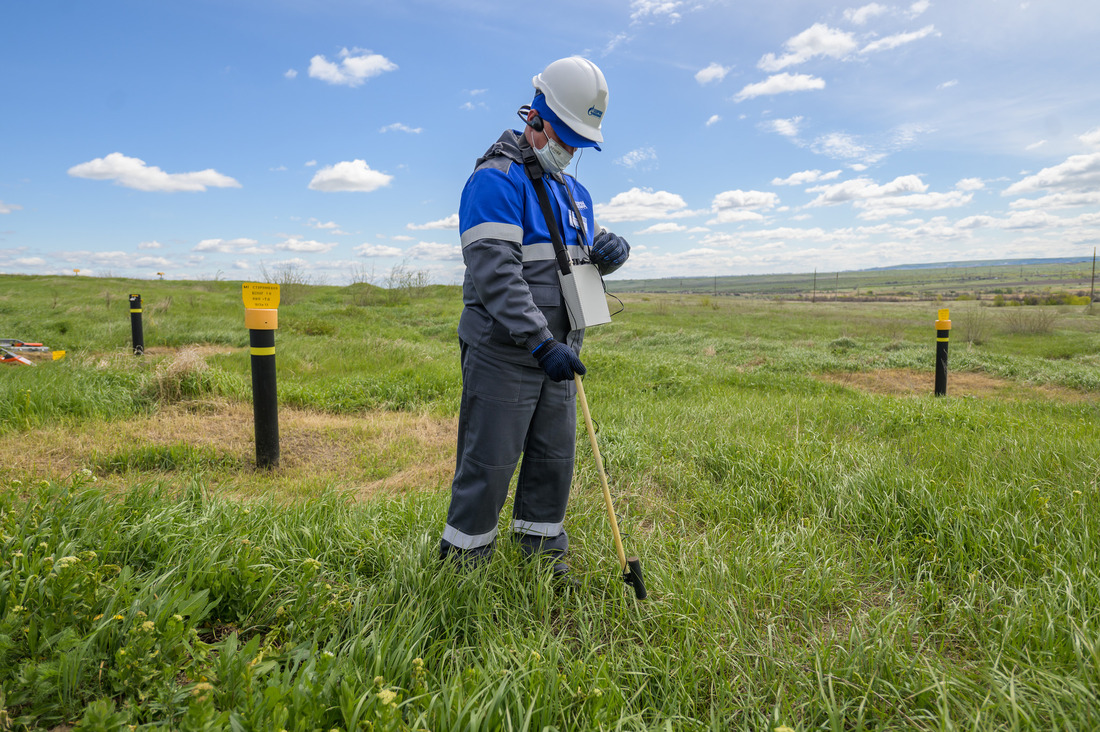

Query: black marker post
left=243, top=283, right=281, bottom=469
left=129, top=294, right=144, bottom=356
left=935, top=308, right=950, bottom=397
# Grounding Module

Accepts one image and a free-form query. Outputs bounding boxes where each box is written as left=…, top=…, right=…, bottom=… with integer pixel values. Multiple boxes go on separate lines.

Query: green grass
left=2, top=274, right=1100, bottom=730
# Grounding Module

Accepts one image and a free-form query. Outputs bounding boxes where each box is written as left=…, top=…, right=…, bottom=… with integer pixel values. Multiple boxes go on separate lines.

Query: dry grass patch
left=0, top=398, right=456, bottom=500
left=818, top=368, right=1093, bottom=401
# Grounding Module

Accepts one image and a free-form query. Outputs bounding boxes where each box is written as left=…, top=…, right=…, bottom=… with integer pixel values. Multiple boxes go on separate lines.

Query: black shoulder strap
left=521, top=147, right=571, bottom=275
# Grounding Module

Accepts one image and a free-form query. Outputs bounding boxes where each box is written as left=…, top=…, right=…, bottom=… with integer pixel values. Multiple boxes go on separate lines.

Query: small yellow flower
left=172, top=614, right=183, bottom=622
left=136, top=611, right=147, bottom=618
left=142, top=621, right=156, bottom=632
left=530, top=650, right=542, bottom=661
left=11, top=605, right=25, bottom=613
left=13, top=551, right=24, bottom=559
left=93, top=614, right=103, bottom=621
left=240, top=538, right=251, bottom=545
left=775, top=726, right=796, bottom=732
left=114, top=614, right=125, bottom=621
left=376, top=689, right=397, bottom=706
left=374, top=675, right=385, bottom=687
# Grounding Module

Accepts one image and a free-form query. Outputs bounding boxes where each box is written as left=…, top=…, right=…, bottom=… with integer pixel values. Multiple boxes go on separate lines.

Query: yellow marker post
left=935, top=308, right=951, bottom=396
left=243, top=282, right=281, bottom=469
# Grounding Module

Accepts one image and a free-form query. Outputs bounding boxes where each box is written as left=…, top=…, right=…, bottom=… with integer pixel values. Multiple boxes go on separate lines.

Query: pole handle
left=575, top=375, right=628, bottom=572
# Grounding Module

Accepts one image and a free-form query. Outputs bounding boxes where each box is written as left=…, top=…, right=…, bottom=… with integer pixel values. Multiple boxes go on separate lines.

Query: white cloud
left=307, top=218, right=340, bottom=230
left=391, top=234, right=415, bottom=242
left=758, top=24, right=858, bottom=71
left=958, top=211, right=1063, bottom=230
left=276, top=238, right=337, bottom=253
left=735, top=73, right=825, bottom=102
left=355, top=243, right=403, bottom=257
left=708, top=189, right=777, bottom=225
left=1025, top=139, right=1047, bottom=151
left=766, top=116, right=803, bottom=137
left=308, top=160, right=393, bottom=192
left=595, top=187, right=696, bottom=222
left=844, top=3, right=888, bottom=25
left=381, top=122, right=422, bottom=134
left=0, top=200, right=22, bottom=214
left=772, top=169, right=842, bottom=186
left=861, top=25, right=937, bottom=53
left=407, top=214, right=459, bottom=230
left=705, top=114, right=721, bottom=127
left=1004, top=152, right=1100, bottom=195
left=937, top=79, right=958, bottom=90
left=1080, top=127, right=1100, bottom=148
left=807, top=175, right=928, bottom=206
left=193, top=238, right=268, bottom=254
left=138, top=240, right=163, bottom=249
left=955, top=177, right=984, bottom=191
left=615, top=147, right=658, bottom=169
left=308, top=48, right=397, bottom=87
left=811, top=132, right=878, bottom=161
left=712, top=189, right=779, bottom=211
left=630, top=0, right=683, bottom=23
left=305, top=160, right=317, bottom=167
left=408, top=241, right=461, bottom=261
left=636, top=222, right=687, bottom=234
left=15, top=257, right=46, bottom=266
left=604, top=32, right=631, bottom=55
left=855, top=190, right=972, bottom=219
left=284, top=69, right=297, bottom=79
left=68, top=153, right=240, bottom=192
left=708, top=210, right=766, bottom=225
left=908, top=0, right=931, bottom=17
left=695, top=63, right=730, bottom=84
left=1008, top=191, right=1100, bottom=209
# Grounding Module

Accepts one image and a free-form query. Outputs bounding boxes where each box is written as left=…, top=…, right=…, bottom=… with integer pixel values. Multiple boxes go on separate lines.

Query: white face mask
left=533, top=135, right=574, bottom=174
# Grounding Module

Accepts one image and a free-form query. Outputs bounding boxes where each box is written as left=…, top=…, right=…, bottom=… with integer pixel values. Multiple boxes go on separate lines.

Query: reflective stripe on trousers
left=441, top=342, right=575, bottom=555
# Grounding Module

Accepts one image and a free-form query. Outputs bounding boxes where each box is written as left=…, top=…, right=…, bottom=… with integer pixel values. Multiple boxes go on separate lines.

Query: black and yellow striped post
left=243, top=283, right=281, bottom=469
left=935, top=307, right=951, bottom=397
left=129, top=294, right=144, bottom=356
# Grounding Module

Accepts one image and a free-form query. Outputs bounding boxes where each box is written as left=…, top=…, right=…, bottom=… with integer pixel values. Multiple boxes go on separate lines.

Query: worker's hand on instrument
left=532, top=339, right=586, bottom=382
left=589, top=229, right=629, bottom=268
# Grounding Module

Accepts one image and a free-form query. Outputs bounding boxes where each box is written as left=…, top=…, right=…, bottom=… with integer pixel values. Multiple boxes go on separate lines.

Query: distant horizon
left=3, top=253, right=1094, bottom=287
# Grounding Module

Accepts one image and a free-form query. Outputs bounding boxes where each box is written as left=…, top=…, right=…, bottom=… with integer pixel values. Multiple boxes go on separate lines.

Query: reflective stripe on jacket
left=457, top=130, right=596, bottom=365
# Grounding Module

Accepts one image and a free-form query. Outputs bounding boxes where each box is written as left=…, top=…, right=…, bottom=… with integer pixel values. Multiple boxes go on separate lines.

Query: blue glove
left=590, top=229, right=629, bottom=269
left=532, top=339, right=586, bottom=382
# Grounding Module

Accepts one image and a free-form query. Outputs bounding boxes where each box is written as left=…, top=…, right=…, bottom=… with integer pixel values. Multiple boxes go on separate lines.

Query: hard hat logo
left=588, top=106, right=603, bottom=119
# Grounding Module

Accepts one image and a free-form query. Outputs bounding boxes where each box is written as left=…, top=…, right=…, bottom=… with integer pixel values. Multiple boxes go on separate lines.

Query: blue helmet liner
left=531, top=93, right=601, bottom=151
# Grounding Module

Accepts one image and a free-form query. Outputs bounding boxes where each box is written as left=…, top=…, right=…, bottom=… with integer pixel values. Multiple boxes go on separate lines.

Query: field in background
left=609, top=257, right=1097, bottom=303
left=2, top=272, right=1099, bottom=730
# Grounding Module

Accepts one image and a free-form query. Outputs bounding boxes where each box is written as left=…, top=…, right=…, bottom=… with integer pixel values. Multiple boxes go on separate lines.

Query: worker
left=440, top=57, right=630, bottom=580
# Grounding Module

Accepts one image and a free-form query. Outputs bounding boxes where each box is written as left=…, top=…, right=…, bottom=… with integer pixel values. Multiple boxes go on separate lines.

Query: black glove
left=590, top=229, right=629, bottom=270
left=532, top=339, right=586, bottom=382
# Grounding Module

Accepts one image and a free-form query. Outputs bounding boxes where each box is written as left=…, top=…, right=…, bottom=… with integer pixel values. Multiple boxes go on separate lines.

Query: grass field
left=2, top=272, right=1099, bottom=730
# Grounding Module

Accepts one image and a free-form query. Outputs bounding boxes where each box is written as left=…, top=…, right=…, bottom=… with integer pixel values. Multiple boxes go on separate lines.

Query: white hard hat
left=531, top=57, right=608, bottom=147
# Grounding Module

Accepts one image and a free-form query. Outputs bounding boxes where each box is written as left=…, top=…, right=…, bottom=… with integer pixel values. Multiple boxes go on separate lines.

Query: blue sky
left=2, top=0, right=1098, bottom=284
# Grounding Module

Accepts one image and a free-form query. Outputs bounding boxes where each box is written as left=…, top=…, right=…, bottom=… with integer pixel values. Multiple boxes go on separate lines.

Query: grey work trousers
left=440, top=341, right=576, bottom=561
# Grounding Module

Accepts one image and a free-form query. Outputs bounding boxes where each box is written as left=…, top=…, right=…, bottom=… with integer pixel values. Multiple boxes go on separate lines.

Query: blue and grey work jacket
left=457, top=130, right=598, bottom=366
